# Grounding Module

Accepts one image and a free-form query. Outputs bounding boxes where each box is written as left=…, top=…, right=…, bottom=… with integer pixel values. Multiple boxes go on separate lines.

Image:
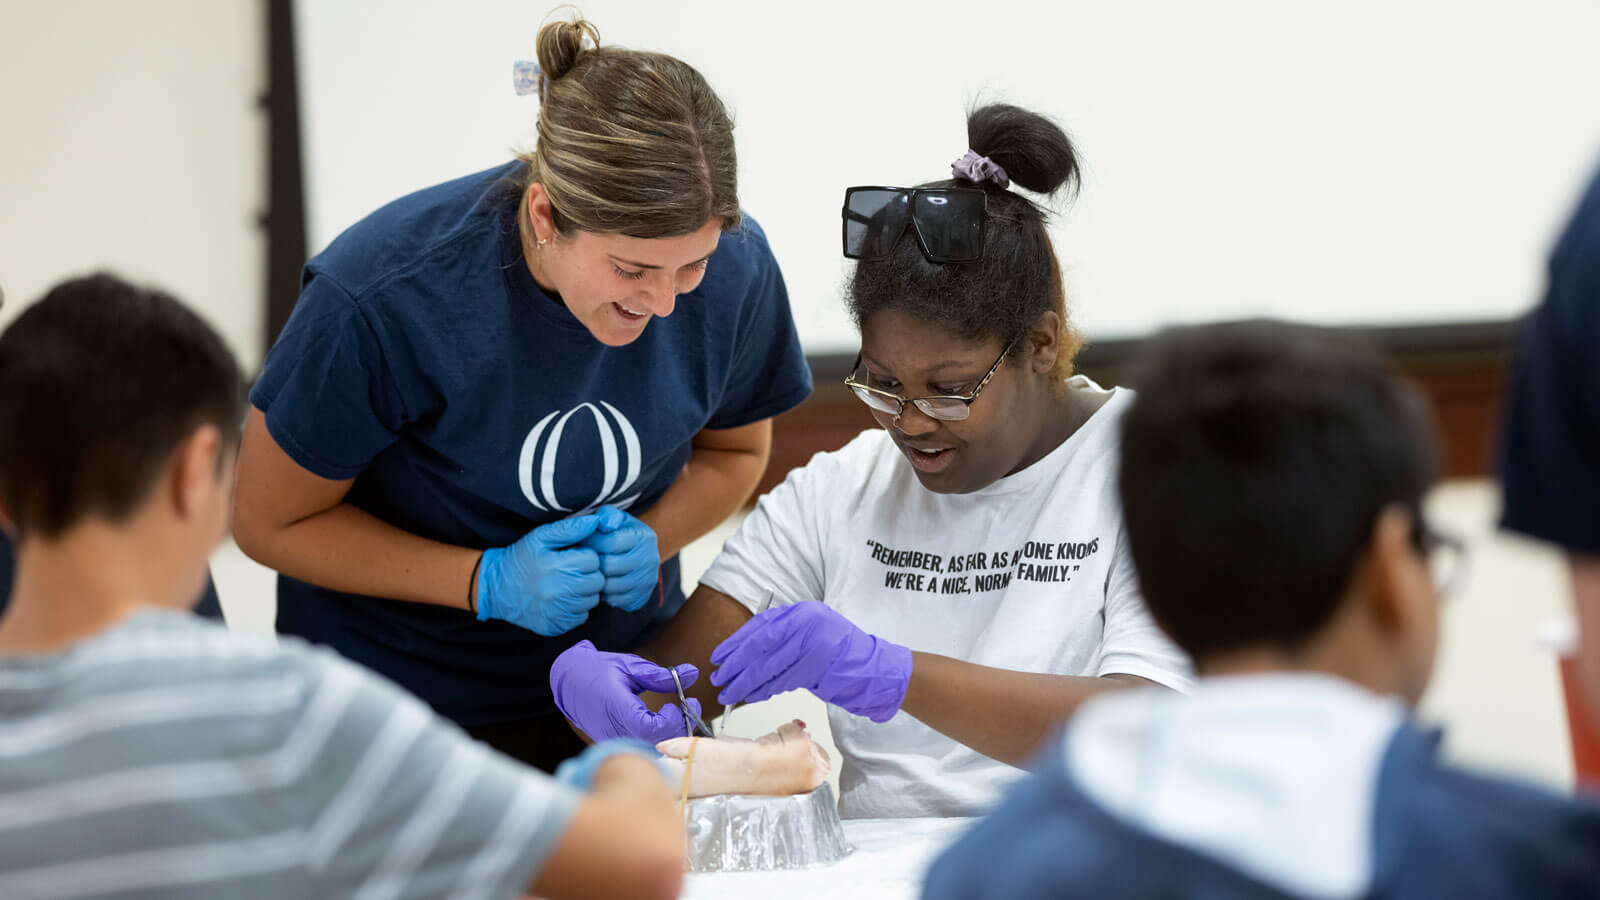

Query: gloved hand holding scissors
left=709, top=601, right=914, bottom=723
left=551, top=640, right=709, bottom=743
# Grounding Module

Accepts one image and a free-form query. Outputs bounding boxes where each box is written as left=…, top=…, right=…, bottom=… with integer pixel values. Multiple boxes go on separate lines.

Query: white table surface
left=681, top=817, right=974, bottom=900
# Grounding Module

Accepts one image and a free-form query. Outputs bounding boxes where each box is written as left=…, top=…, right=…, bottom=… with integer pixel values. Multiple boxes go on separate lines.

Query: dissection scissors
left=670, top=666, right=716, bottom=738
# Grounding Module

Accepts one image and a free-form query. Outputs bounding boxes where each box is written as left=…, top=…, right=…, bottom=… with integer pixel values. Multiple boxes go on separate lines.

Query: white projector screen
left=295, top=0, right=1600, bottom=354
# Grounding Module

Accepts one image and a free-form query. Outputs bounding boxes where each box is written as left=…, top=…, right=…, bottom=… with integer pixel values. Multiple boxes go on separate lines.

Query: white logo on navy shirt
left=518, top=401, right=642, bottom=513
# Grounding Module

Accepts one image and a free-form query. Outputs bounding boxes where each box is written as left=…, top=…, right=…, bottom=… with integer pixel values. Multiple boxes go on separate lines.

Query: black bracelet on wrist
left=468, top=553, right=483, bottom=615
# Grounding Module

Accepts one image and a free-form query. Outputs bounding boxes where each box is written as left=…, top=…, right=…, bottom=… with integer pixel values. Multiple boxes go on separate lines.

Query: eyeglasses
left=1414, top=520, right=1469, bottom=600
left=842, top=186, right=987, bottom=263
left=844, top=343, right=1012, bottom=422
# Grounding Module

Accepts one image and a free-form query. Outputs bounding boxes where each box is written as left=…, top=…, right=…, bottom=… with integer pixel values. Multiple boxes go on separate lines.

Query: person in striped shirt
left=0, top=273, right=684, bottom=900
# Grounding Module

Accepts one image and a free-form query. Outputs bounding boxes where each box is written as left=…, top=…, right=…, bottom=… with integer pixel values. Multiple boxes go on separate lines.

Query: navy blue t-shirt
left=1501, top=161, right=1600, bottom=554
left=252, top=162, right=812, bottom=726
left=923, top=724, right=1600, bottom=900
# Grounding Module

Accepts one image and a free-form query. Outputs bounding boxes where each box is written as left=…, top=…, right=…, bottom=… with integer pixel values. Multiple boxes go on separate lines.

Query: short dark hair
left=0, top=273, right=245, bottom=537
left=847, top=104, right=1084, bottom=378
left=1117, top=320, right=1438, bottom=663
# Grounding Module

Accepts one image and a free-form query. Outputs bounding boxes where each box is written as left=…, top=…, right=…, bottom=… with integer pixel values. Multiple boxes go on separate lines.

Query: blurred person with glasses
left=548, top=104, right=1191, bottom=820
left=924, top=320, right=1600, bottom=900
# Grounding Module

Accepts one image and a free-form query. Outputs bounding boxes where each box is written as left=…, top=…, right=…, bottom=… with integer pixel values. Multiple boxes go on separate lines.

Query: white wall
left=295, top=0, right=1600, bottom=354
left=0, top=0, right=266, bottom=370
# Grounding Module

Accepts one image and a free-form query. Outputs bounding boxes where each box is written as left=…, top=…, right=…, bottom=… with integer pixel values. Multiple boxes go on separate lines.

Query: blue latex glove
left=553, top=738, right=663, bottom=790
left=584, top=506, right=660, bottom=612
left=476, top=514, right=606, bottom=636
left=709, top=601, right=914, bottom=723
left=551, top=640, right=704, bottom=743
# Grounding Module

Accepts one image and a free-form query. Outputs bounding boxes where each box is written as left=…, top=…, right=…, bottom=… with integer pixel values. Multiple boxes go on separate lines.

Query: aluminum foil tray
left=684, top=782, right=854, bottom=873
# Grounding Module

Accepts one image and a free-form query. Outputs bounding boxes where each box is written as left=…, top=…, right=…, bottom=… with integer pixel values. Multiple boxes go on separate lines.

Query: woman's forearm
left=237, top=500, right=481, bottom=610
left=1570, top=554, right=1600, bottom=725
left=233, top=407, right=481, bottom=610
left=901, top=652, right=1158, bottom=765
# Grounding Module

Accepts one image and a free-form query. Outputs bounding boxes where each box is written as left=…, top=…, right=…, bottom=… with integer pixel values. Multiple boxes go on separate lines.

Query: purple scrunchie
left=951, top=150, right=1009, bottom=189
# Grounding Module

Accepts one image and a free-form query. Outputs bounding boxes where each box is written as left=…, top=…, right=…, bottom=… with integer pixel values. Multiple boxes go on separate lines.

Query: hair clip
left=512, top=60, right=543, bottom=96
left=514, top=30, right=596, bottom=97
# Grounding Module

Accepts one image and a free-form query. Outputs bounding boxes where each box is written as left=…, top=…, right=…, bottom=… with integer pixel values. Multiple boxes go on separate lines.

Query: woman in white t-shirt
left=549, top=103, right=1191, bottom=819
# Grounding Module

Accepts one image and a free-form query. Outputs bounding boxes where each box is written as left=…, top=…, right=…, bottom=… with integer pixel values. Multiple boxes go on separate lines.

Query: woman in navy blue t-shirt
left=233, top=16, right=811, bottom=771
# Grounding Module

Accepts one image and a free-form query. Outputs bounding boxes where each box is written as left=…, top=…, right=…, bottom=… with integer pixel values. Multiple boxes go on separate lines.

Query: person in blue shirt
left=924, top=321, right=1600, bottom=899
left=231, top=15, right=810, bottom=772
left=1501, top=160, right=1600, bottom=726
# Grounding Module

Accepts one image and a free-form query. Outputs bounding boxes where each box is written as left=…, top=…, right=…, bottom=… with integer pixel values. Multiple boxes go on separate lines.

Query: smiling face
left=524, top=184, right=723, bottom=347
left=857, top=308, right=1062, bottom=494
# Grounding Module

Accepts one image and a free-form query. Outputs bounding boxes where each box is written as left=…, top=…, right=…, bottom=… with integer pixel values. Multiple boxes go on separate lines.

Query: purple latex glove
left=550, top=639, right=704, bottom=743
left=709, top=601, right=913, bottom=723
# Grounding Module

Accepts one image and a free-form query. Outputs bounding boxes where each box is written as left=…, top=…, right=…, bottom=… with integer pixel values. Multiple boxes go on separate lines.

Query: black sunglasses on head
left=842, top=186, right=987, bottom=263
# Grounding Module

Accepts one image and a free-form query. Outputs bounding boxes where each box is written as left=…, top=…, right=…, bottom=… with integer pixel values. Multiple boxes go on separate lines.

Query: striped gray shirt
left=0, top=610, right=579, bottom=899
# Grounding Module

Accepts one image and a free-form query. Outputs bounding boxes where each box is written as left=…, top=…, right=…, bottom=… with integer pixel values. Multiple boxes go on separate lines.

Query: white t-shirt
left=700, top=376, right=1192, bottom=819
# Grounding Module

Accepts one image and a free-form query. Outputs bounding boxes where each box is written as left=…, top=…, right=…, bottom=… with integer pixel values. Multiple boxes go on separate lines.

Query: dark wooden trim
left=262, top=0, right=307, bottom=358
left=803, top=318, right=1520, bottom=382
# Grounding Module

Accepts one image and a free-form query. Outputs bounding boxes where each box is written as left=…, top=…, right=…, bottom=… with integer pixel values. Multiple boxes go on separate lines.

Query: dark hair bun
left=535, top=14, right=601, bottom=87
left=966, top=104, right=1079, bottom=197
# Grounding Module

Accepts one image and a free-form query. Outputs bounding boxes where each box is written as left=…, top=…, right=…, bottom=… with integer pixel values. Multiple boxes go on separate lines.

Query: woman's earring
left=536, top=238, right=548, bottom=248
